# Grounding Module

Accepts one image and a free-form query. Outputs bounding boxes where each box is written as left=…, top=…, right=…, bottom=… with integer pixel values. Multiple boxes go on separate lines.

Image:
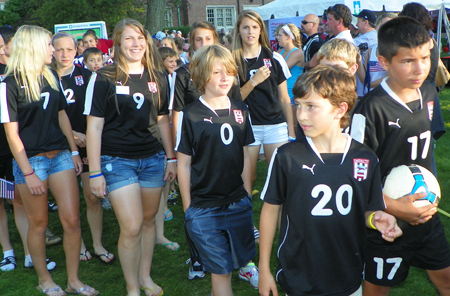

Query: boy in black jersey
left=350, top=17, right=450, bottom=295
left=259, top=65, right=402, bottom=296
left=176, top=45, right=256, bottom=296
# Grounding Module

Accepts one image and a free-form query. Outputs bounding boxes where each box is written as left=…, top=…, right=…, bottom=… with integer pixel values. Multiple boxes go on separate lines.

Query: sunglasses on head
left=328, top=5, right=342, bottom=19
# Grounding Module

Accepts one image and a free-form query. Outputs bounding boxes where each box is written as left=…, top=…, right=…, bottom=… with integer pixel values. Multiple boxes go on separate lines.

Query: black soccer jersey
left=0, top=69, right=70, bottom=158
left=0, top=63, right=10, bottom=157
left=61, top=66, right=92, bottom=134
left=84, top=65, right=168, bottom=159
left=172, top=64, right=242, bottom=112
left=239, top=46, right=291, bottom=126
left=175, top=97, right=255, bottom=208
left=350, top=79, right=435, bottom=178
left=261, top=136, right=384, bottom=296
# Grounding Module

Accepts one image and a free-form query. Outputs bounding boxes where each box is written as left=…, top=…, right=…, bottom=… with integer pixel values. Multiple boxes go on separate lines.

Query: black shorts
left=0, top=154, right=14, bottom=181
left=364, top=216, right=450, bottom=286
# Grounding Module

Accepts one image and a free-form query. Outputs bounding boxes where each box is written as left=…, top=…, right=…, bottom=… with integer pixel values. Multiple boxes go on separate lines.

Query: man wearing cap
left=154, top=31, right=166, bottom=47
left=302, top=14, right=325, bottom=70
left=353, top=9, right=377, bottom=53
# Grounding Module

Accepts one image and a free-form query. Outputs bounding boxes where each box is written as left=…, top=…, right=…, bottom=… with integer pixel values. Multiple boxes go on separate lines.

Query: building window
left=206, top=6, right=236, bottom=29
left=164, top=8, right=173, bottom=28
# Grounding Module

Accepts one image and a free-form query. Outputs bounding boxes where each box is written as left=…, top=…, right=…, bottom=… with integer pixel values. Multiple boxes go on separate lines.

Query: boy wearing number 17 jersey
left=176, top=45, right=256, bottom=296
left=350, top=17, right=450, bottom=294
left=259, top=65, right=402, bottom=296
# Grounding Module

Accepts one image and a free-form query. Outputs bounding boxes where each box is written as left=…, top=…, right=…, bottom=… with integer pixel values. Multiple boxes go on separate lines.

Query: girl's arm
left=58, top=110, right=82, bottom=175
left=177, top=152, right=192, bottom=212
left=241, top=146, right=251, bottom=195
left=278, top=81, right=295, bottom=137
left=4, top=122, right=45, bottom=195
left=365, top=210, right=403, bottom=242
left=286, top=49, right=305, bottom=68
left=86, top=115, right=106, bottom=198
left=157, top=114, right=177, bottom=182
left=171, top=111, right=180, bottom=146
left=258, top=202, right=280, bottom=296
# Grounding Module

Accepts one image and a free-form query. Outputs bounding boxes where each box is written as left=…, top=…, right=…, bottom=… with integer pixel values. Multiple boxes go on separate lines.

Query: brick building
left=164, top=0, right=275, bottom=31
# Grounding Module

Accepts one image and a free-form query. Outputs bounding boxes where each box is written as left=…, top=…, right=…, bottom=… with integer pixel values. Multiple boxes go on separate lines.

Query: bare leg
left=248, top=145, right=261, bottom=188
left=427, top=267, right=450, bottom=295
left=155, top=183, right=178, bottom=250
left=362, top=281, right=391, bottom=296
left=139, top=186, right=164, bottom=296
left=108, top=183, right=143, bottom=296
left=0, top=199, right=13, bottom=252
left=263, top=142, right=287, bottom=167
left=211, top=273, right=233, bottom=296
left=80, top=173, right=111, bottom=261
left=18, top=181, right=57, bottom=291
left=11, top=190, right=30, bottom=256
left=49, top=170, right=92, bottom=292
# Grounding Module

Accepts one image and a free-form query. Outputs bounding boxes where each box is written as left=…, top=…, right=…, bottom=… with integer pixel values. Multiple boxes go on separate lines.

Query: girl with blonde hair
left=232, top=10, right=295, bottom=194
left=1, top=25, right=98, bottom=296
left=275, top=23, right=304, bottom=119
left=85, top=18, right=176, bottom=296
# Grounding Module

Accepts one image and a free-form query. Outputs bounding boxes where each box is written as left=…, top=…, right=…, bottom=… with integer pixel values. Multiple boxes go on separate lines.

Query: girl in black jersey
left=231, top=10, right=295, bottom=192
left=52, top=32, right=115, bottom=264
left=84, top=19, right=176, bottom=296
left=1, top=26, right=98, bottom=295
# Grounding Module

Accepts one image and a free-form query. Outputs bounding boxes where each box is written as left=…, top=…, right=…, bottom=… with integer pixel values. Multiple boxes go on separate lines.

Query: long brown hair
left=232, top=10, right=271, bottom=81
left=188, top=21, right=219, bottom=61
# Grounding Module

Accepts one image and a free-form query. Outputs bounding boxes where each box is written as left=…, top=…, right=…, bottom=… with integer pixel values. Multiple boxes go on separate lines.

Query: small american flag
left=0, top=178, right=15, bottom=199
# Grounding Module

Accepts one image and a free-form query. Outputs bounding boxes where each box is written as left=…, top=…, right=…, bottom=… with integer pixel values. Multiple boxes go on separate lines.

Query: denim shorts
left=250, top=122, right=289, bottom=146
left=13, top=150, right=74, bottom=184
left=184, top=194, right=256, bottom=274
left=101, top=150, right=166, bottom=193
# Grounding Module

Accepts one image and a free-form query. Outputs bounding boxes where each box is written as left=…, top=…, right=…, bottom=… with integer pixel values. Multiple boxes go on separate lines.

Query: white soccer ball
left=382, top=164, right=441, bottom=208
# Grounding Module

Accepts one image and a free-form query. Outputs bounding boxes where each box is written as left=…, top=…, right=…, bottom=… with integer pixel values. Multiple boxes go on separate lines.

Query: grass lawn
left=2, top=87, right=450, bottom=295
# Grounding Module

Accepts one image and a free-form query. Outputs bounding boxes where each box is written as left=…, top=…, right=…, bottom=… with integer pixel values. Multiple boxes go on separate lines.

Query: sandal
left=254, top=227, right=260, bottom=243
left=164, top=210, right=173, bottom=221
left=141, top=285, right=163, bottom=296
left=162, top=241, right=179, bottom=251
left=93, top=251, right=115, bottom=265
left=37, top=285, right=65, bottom=296
left=65, top=284, right=99, bottom=295
left=80, top=249, right=92, bottom=262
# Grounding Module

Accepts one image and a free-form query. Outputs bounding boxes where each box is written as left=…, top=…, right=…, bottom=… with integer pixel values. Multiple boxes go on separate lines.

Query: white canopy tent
left=253, top=0, right=450, bottom=20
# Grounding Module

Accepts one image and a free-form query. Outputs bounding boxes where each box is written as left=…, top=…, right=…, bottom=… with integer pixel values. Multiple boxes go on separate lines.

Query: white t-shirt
left=335, top=30, right=354, bottom=44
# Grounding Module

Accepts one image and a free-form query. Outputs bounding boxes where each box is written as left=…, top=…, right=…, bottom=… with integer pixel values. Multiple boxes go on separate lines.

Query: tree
left=146, top=0, right=166, bottom=34
left=0, top=0, right=38, bottom=27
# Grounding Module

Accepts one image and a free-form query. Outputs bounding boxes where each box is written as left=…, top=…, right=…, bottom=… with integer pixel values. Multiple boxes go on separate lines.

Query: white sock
left=3, top=249, right=14, bottom=258
left=24, top=255, right=32, bottom=266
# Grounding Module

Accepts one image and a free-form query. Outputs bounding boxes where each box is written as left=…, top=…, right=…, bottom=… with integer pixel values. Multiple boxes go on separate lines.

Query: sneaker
left=239, top=263, right=259, bottom=289
left=101, top=196, right=112, bottom=210
left=45, top=228, right=62, bottom=246
left=251, top=189, right=259, bottom=197
left=24, top=258, right=56, bottom=271
left=186, top=258, right=205, bottom=280
left=48, top=201, right=58, bottom=212
left=168, top=190, right=178, bottom=205
left=0, top=256, right=16, bottom=271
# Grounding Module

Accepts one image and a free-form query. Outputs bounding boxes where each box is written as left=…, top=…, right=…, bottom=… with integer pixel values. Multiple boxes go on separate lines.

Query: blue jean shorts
left=101, top=150, right=166, bottom=193
left=184, top=194, right=256, bottom=274
left=13, top=150, right=74, bottom=184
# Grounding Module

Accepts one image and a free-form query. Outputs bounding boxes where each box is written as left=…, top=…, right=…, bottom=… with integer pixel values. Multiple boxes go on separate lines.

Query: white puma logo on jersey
left=388, top=118, right=401, bottom=128
left=302, top=164, right=315, bottom=175
left=203, top=117, right=213, bottom=124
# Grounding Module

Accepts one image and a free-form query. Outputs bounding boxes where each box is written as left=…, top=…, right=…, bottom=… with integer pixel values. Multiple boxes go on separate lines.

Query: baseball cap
left=155, top=31, right=166, bottom=41
left=353, top=9, right=376, bottom=24
left=177, top=31, right=182, bottom=34
left=172, top=30, right=177, bottom=33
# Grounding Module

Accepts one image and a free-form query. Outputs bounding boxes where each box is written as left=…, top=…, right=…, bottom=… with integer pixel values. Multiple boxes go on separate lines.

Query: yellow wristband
left=368, top=212, right=377, bottom=230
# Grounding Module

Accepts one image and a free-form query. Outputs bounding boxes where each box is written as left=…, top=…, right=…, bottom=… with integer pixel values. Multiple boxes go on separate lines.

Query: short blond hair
left=190, top=44, right=238, bottom=94
left=317, top=39, right=358, bottom=68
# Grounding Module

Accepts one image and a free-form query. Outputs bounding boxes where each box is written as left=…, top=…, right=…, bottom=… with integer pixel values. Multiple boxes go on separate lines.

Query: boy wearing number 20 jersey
left=350, top=17, right=450, bottom=292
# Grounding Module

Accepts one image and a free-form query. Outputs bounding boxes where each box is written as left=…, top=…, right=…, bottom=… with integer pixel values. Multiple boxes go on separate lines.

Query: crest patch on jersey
left=148, top=82, right=158, bottom=93
left=233, top=109, right=244, bottom=124
left=353, top=158, right=369, bottom=181
left=263, top=59, right=272, bottom=68
left=75, top=76, right=84, bottom=86
left=427, top=101, right=434, bottom=121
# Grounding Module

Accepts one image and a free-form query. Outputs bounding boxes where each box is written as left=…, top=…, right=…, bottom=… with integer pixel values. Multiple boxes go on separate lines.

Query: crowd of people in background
left=0, top=2, right=449, bottom=296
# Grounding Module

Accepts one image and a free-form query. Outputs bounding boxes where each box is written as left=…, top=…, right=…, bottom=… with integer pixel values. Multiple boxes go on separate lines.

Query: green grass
left=2, top=88, right=450, bottom=295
